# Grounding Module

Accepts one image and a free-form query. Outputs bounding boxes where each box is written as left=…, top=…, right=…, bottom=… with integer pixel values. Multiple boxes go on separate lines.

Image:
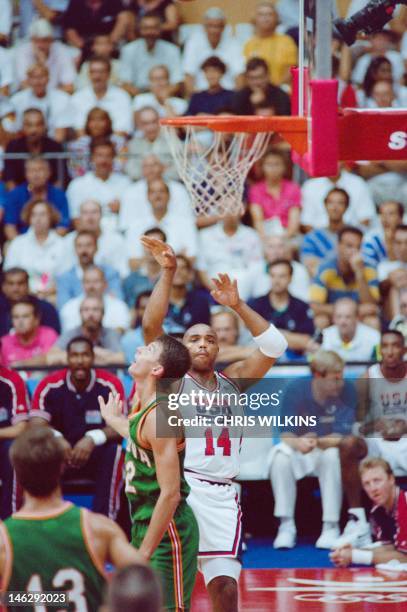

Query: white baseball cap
left=29, top=19, right=54, bottom=39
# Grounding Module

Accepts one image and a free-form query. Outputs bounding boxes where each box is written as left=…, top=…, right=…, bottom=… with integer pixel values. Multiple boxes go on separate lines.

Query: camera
left=333, top=0, right=407, bottom=46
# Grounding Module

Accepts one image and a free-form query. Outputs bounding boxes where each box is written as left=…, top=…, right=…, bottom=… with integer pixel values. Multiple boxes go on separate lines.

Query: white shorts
left=366, top=437, right=407, bottom=474
left=185, top=473, right=242, bottom=558
left=198, top=557, right=241, bottom=586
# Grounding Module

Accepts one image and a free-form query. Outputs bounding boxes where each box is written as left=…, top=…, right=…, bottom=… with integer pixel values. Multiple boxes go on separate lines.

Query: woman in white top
left=4, top=200, right=64, bottom=300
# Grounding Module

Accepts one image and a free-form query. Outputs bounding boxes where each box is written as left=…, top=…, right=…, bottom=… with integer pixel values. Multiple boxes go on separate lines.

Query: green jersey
left=125, top=398, right=190, bottom=522
left=1, top=504, right=106, bottom=612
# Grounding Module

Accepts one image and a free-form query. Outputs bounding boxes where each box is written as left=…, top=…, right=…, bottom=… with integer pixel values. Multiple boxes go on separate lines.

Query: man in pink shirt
left=0, top=297, right=58, bottom=367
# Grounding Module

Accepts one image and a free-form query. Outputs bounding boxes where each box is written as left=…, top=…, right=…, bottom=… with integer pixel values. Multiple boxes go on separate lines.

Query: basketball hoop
left=161, top=116, right=308, bottom=217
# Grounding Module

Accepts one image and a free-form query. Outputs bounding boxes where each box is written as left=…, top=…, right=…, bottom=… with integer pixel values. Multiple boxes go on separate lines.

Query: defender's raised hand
left=140, top=236, right=177, bottom=270
left=211, top=274, right=240, bottom=309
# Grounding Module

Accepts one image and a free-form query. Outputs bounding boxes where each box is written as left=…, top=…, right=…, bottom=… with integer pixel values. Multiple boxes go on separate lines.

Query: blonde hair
left=310, top=350, right=345, bottom=375
left=359, top=457, right=393, bottom=477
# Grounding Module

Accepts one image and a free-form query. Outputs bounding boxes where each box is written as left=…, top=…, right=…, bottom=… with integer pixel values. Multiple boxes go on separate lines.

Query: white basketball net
left=163, top=124, right=272, bottom=217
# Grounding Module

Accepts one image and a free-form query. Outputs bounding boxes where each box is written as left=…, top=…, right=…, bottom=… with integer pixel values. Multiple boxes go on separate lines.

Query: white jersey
left=178, top=371, right=243, bottom=480
left=367, top=363, right=407, bottom=421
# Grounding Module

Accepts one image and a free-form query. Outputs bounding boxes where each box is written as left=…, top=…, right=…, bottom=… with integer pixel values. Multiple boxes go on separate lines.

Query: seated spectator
left=310, top=226, right=379, bottom=329
left=76, top=34, right=122, bottom=90
left=62, top=200, right=128, bottom=278
left=125, top=178, right=198, bottom=267
left=196, top=212, right=264, bottom=301
left=46, top=296, right=125, bottom=366
left=352, top=32, right=405, bottom=88
left=8, top=64, right=72, bottom=142
left=120, top=154, right=192, bottom=232
left=161, top=254, right=211, bottom=334
left=186, top=57, right=233, bottom=116
left=4, top=201, right=65, bottom=299
left=66, top=138, right=131, bottom=231
left=331, top=459, right=407, bottom=568
left=322, top=298, right=380, bottom=362
left=389, top=287, right=407, bottom=345
left=301, top=188, right=349, bottom=278
left=182, top=7, right=245, bottom=95
left=378, top=224, right=407, bottom=320
left=3, top=109, right=66, bottom=189
left=71, top=57, right=132, bottom=136
left=60, top=266, right=130, bottom=333
left=125, top=107, right=176, bottom=181
left=0, top=364, right=28, bottom=519
left=230, top=57, right=291, bottom=116
left=211, top=309, right=253, bottom=366
left=270, top=350, right=356, bottom=549
left=129, top=0, right=181, bottom=42
left=301, top=164, right=376, bottom=230
left=63, top=0, right=132, bottom=58
left=4, top=157, right=70, bottom=241
left=249, top=234, right=310, bottom=301
left=56, top=230, right=123, bottom=310
left=133, top=65, right=187, bottom=118
left=0, top=44, right=14, bottom=98
left=362, top=200, right=403, bottom=268
left=243, top=2, right=297, bottom=87
left=31, top=336, right=125, bottom=518
left=0, top=0, right=12, bottom=45
left=123, top=227, right=165, bottom=307
left=249, top=148, right=301, bottom=240
left=67, top=107, right=128, bottom=179
left=367, top=79, right=401, bottom=108
left=14, top=18, right=77, bottom=94
left=120, top=291, right=151, bottom=364
left=0, top=297, right=58, bottom=367
left=248, top=259, right=317, bottom=360
left=119, top=12, right=182, bottom=97
left=0, top=268, right=60, bottom=337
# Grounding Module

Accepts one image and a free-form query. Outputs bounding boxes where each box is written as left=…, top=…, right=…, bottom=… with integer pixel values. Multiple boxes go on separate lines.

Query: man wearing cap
left=182, top=7, right=245, bottom=95
left=14, top=18, right=77, bottom=94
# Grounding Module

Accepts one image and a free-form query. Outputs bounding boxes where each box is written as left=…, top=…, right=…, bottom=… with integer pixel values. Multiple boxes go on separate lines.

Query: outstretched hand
left=210, top=274, right=240, bottom=309
left=140, top=236, right=177, bottom=270
left=98, top=392, right=123, bottom=424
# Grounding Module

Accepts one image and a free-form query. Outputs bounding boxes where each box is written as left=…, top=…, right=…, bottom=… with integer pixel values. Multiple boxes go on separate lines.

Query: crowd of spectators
left=0, top=0, right=406, bottom=551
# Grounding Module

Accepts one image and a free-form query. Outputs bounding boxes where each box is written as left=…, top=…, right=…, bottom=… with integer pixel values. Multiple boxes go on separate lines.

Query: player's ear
left=152, top=364, right=164, bottom=379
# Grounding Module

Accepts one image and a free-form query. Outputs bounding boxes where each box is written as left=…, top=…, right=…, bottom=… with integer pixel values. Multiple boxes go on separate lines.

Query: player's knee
left=208, top=576, right=238, bottom=612
left=339, top=435, right=367, bottom=460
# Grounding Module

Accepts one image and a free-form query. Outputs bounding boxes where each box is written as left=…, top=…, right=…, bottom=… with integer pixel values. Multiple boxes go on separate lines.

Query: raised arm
left=141, top=237, right=177, bottom=344
left=210, top=274, right=287, bottom=380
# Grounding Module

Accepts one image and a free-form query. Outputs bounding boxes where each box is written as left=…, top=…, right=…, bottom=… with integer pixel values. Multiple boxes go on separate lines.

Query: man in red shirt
left=0, top=366, right=29, bottom=518
left=31, top=336, right=125, bottom=518
left=331, top=457, right=407, bottom=567
left=0, top=297, right=58, bottom=367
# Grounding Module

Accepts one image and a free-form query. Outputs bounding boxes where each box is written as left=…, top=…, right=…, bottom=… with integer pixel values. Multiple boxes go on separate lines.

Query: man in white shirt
left=0, top=0, right=12, bottom=44
left=14, top=18, right=76, bottom=93
left=60, top=266, right=130, bottom=333
left=71, top=56, right=132, bottom=135
left=119, top=154, right=192, bottom=231
left=66, top=139, right=131, bottom=232
left=352, top=31, right=405, bottom=87
left=133, top=65, right=188, bottom=118
left=62, top=199, right=129, bottom=278
left=322, top=298, right=380, bottom=362
left=119, top=13, right=182, bottom=97
left=125, top=178, right=198, bottom=266
left=125, top=107, right=176, bottom=181
left=0, top=46, right=13, bottom=96
left=182, top=7, right=245, bottom=95
left=301, top=166, right=376, bottom=230
left=9, top=63, right=72, bottom=142
left=197, top=214, right=264, bottom=301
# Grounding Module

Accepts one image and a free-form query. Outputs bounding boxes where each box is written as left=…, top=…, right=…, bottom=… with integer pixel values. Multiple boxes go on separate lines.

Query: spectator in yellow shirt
left=244, top=2, right=298, bottom=87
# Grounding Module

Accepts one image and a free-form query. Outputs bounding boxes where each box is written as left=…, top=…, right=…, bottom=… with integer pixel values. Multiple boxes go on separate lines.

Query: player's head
left=104, top=564, right=162, bottom=612
left=129, top=334, right=191, bottom=382
left=67, top=336, right=95, bottom=382
left=380, top=330, right=405, bottom=369
left=183, top=324, right=219, bottom=373
left=10, top=427, right=64, bottom=497
left=359, top=458, right=395, bottom=508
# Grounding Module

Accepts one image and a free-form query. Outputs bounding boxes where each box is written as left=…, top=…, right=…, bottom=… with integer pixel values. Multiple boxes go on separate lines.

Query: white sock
left=280, top=517, right=295, bottom=530
left=348, top=508, right=366, bottom=522
left=323, top=521, right=339, bottom=531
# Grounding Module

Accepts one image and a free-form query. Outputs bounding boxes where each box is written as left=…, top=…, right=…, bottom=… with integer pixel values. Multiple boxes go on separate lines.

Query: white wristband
left=85, top=429, right=107, bottom=446
left=351, top=549, right=373, bottom=565
left=52, top=429, right=63, bottom=438
left=253, top=324, right=288, bottom=358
